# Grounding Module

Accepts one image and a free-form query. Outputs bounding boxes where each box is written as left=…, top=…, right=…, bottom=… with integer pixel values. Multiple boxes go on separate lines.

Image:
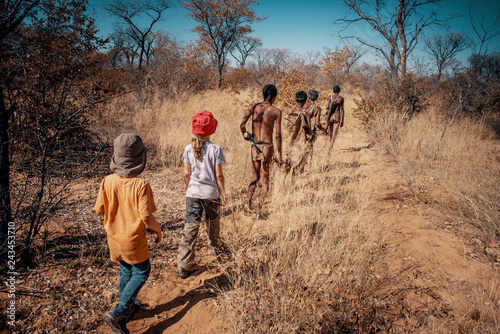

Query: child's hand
left=220, top=195, right=227, bottom=207
left=154, top=230, right=162, bottom=244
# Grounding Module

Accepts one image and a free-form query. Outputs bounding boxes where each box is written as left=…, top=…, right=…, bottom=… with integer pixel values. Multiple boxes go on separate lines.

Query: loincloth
left=252, top=143, right=274, bottom=162
left=329, top=112, right=341, bottom=124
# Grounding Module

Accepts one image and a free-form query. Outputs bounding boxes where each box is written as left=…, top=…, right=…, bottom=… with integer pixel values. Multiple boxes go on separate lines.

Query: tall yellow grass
left=371, top=110, right=500, bottom=241
left=130, top=89, right=262, bottom=195
left=219, top=158, right=384, bottom=332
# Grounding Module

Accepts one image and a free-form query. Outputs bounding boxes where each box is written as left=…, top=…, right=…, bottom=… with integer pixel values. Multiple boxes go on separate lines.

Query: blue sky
left=86, top=0, right=500, bottom=66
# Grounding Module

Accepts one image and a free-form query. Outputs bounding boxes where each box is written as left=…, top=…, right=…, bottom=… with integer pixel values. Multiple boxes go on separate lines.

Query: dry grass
left=219, top=159, right=386, bottom=333
left=371, top=110, right=500, bottom=243
left=368, top=109, right=500, bottom=333
left=131, top=90, right=260, bottom=193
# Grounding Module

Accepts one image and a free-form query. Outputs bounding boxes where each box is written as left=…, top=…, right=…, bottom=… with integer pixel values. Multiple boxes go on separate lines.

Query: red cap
left=192, top=110, right=218, bottom=136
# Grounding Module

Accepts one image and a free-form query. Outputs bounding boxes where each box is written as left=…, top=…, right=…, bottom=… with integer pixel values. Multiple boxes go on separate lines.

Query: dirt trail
left=347, top=128, right=497, bottom=329
left=96, top=107, right=496, bottom=333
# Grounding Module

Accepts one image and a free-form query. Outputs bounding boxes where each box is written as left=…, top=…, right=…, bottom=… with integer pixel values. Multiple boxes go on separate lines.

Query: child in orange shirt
left=94, top=133, right=161, bottom=334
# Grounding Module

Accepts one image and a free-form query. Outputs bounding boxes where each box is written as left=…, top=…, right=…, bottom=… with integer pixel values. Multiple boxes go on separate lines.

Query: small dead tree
left=230, top=35, right=262, bottom=67
left=424, top=33, right=468, bottom=80
left=103, top=0, right=174, bottom=69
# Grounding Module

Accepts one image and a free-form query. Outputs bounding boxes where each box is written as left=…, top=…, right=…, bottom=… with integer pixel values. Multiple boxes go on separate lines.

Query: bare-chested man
left=283, top=91, right=313, bottom=175
left=240, top=84, right=282, bottom=210
left=325, top=85, right=345, bottom=151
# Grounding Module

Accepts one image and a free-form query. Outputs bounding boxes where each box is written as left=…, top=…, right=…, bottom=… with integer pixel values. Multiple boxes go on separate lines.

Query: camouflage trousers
left=177, top=197, right=220, bottom=271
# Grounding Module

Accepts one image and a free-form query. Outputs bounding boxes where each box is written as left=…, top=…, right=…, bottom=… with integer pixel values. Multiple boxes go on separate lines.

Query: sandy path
left=329, top=107, right=498, bottom=330
left=352, top=135, right=497, bottom=330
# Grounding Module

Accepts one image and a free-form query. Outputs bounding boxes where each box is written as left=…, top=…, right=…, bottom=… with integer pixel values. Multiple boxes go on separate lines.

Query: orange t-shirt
left=94, top=173, right=156, bottom=264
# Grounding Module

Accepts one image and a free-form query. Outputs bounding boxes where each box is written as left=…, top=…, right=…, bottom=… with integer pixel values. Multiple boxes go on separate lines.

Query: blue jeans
left=115, top=258, right=150, bottom=315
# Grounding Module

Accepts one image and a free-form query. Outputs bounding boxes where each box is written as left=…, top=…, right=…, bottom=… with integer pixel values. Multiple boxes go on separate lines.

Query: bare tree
left=230, top=35, right=262, bottom=67
left=108, top=27, right=141, bottom=68
left=103, top=0, right=174, bottom=69
left=269, top=48, right=294, bottom=82
left=305, top=51, right=322, bottom=67
left=468, top=6, right=500, bottom=56
left=335, top=0, right=448, bottom=78
left=424, top=33, right=467, bottom=80
left=248, top=47, right=272, bottom=85
left=181, top=0, right=262, bottom=87
left=252, top=47, right=273, bottom=70
left=246, top=47, right=296, bottom=86
left=304, top=51, right=322, bottom=86
left=320, top=45, right=365, bottom=82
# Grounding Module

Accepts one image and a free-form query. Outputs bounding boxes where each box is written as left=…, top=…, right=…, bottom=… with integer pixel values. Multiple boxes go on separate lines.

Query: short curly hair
left=295, top=91, right=307, bottom=102
left=308, top=89, right=319, bottom=101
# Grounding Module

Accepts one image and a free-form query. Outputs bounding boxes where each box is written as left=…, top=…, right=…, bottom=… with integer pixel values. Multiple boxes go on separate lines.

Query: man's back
left=251, top=101, right=280, bottom=144
left=283, top=106, right=308, bottom=144
left=239, top=83, right=282, bottom=209
left=328, top=94, right=344, bottom=114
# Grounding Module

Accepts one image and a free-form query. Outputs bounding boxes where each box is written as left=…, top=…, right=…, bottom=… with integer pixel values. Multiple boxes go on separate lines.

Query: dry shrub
left=148, top=37, right=217, bottom=98
left=220, top=154, right=386, bottom=332
left=273, top=66, right=330, bottom=111
left=371, top=109, right=499, bottom=242
left=447, top=278, right=500, bottom=334
left=352, top=73, right=428, bottom=129
left=224, top=67, right=254, bottom=92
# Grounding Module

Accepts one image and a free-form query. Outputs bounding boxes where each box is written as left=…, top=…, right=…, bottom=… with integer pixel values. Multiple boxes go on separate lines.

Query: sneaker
left=104, top=310, right=129, bottom=334
left=126, top=300, right=141, bottom=322
left=177, top=269, right=194, bottom=279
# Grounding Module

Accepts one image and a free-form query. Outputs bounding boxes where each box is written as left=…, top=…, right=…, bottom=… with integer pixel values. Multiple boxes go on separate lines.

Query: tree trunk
left=138, top=40, right=145, bottom=70
left=389, top=47, right=398, bottom=78
left=437, top=67, right=442, bottom=81
left=217, top=55, right=224, bottom=88
left=218, top=66, right=222, bottom=88
left=0, top=88, right=14, bottom=246
left=396, top=0, right=407, bottom=76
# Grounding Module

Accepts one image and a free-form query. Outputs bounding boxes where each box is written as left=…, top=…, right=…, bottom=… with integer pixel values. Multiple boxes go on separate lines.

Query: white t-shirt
left=182, top=142, right=225, bottom=200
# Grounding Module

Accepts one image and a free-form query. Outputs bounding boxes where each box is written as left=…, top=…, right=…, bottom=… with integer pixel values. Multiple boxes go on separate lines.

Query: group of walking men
left=240, top=84, right=345, bottom=210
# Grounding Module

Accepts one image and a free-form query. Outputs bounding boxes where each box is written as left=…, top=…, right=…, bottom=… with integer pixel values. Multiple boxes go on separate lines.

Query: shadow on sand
left=135, top=273, right=229, bottom=333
